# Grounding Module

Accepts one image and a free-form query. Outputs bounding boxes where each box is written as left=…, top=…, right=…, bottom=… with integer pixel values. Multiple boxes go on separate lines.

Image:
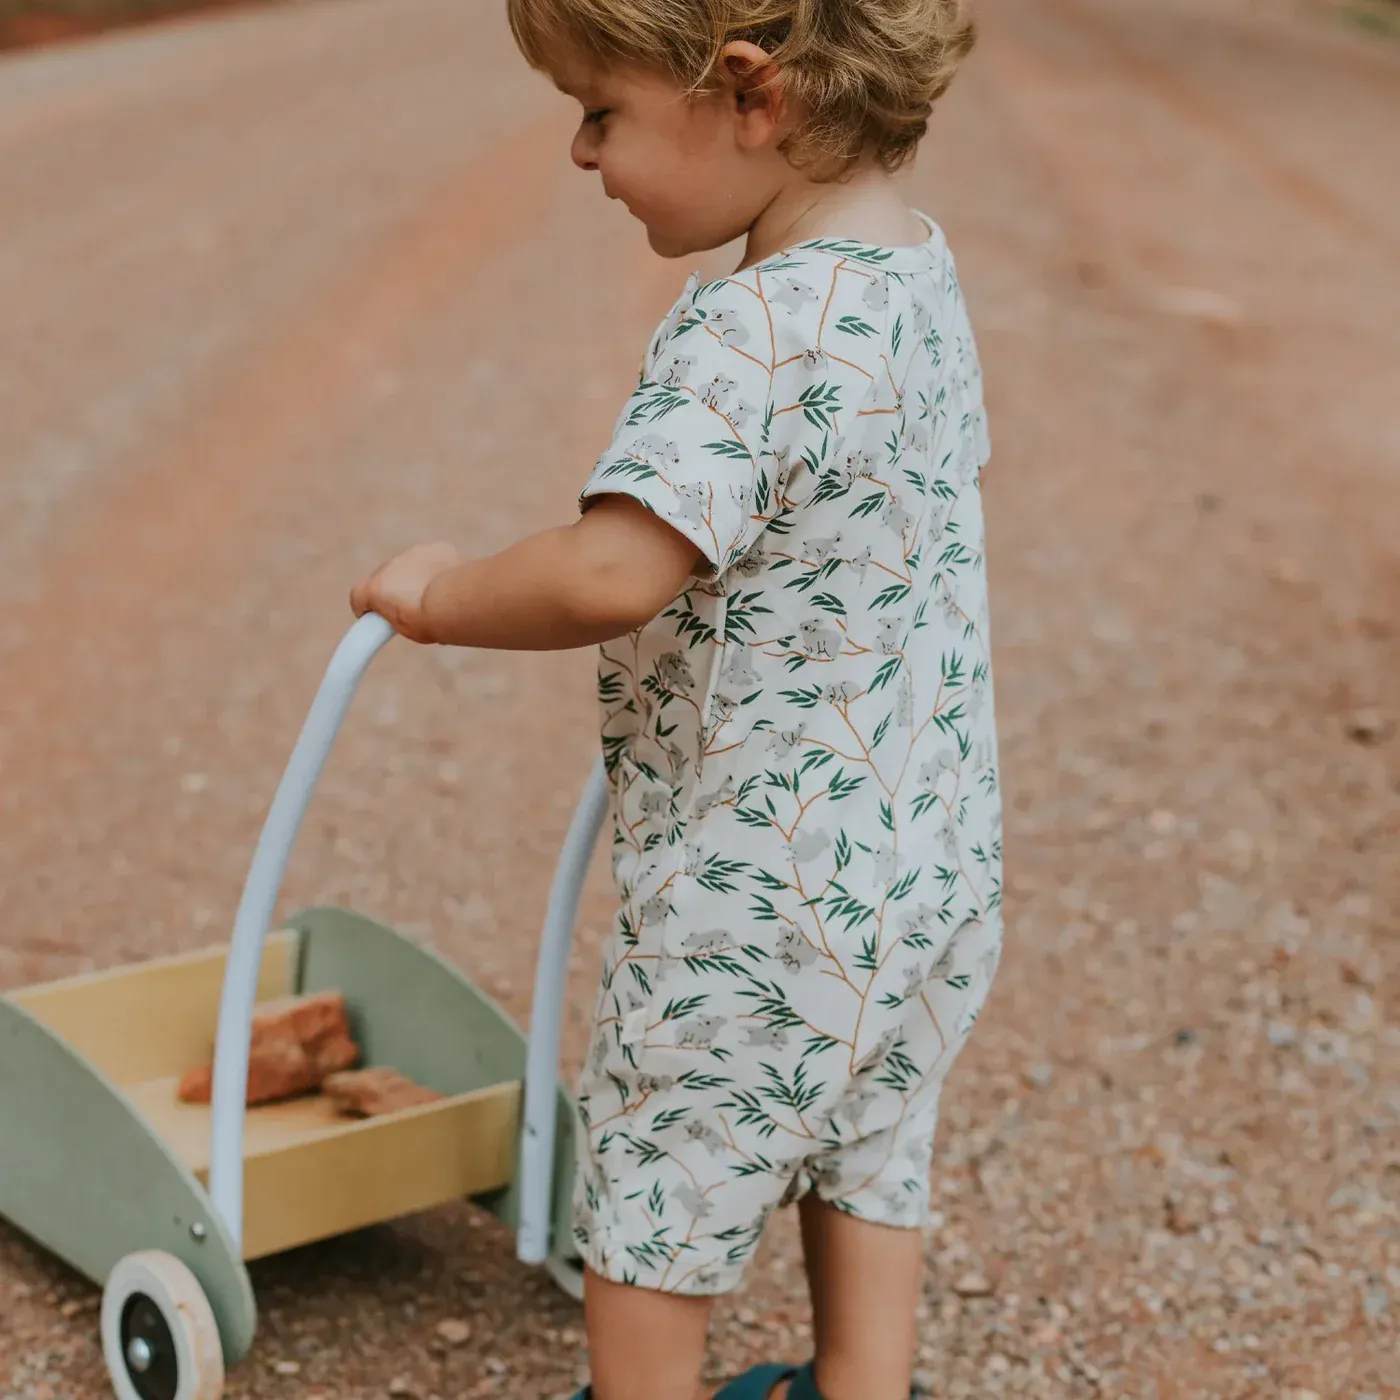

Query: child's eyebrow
left=549, top=63, right=606, bottom=103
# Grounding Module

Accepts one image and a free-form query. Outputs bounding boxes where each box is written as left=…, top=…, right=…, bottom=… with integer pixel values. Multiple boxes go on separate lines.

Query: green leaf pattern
left=573, top=224, right=1002, bottom=1295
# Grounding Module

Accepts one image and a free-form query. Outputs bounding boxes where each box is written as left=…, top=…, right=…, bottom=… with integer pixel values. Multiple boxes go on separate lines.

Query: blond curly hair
left=507, top=0, right=977, bottom=180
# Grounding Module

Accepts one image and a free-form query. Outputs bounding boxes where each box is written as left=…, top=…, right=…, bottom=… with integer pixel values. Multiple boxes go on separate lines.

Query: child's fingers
left=350, top=566, right=386, bottom=618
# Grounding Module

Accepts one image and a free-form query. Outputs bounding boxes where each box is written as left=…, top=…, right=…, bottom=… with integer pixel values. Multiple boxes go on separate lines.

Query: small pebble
left=274, top=1361, right=301, bottom=1376
left=952, top=1273, right=994, bottom=1298
left=436, top=1318, right=472, bottom=1346
left=1344, top=709, right=1390, bottom=745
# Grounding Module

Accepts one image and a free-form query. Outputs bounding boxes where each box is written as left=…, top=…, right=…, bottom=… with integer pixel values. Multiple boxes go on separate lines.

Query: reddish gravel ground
left=1, top=1, right=1398, bottom=1397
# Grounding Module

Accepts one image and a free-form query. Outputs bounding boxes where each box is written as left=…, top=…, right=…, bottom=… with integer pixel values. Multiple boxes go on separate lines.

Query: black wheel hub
left=119, top=1293, right=180, bottom=1400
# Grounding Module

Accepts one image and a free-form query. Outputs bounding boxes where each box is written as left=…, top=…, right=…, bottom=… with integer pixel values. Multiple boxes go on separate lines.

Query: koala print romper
left=571, top=215, right=1003, bottom=1295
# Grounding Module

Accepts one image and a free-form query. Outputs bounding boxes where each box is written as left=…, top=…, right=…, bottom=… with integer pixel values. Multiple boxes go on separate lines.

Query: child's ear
left=718, top=39, right=785, bottom=146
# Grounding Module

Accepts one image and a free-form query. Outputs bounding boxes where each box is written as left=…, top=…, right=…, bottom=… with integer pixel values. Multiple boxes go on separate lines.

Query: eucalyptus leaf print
left=572, top=215, right=1003, bottom=1297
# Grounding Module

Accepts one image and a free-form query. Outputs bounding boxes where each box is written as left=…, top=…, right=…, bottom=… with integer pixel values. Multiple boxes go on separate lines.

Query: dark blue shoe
left=569, top=1373, right=804, bottom=1400
left=715, top=1361, right=917, bottom=1399
left=714, top=1362, right=820, bottom=1399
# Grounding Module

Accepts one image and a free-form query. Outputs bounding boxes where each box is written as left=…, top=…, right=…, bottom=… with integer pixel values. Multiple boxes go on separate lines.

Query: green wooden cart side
left=0, top=992, right=258, bottom=1362
left=0, top=909, right=580, bottom=1370
left=289, top=905, right=579, bottom=1263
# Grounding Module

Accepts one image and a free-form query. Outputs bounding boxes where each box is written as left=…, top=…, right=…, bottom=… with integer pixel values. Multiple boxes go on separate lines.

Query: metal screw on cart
left=190, top=1222, right=207, bottom=1242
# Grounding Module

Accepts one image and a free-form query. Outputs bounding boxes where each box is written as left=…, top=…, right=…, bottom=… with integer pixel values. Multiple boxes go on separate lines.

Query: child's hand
left=349, top=541, right=461, bottom=643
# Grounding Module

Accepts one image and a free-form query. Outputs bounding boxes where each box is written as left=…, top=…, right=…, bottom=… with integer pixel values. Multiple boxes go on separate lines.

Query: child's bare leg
left=791, top=1195, right=924, bottom=1400
left=585, top=1266, right=715, bottom=1400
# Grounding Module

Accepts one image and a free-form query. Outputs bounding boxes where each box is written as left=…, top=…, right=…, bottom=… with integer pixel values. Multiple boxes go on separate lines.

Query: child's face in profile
left=551, top=54, right=786, bottom=260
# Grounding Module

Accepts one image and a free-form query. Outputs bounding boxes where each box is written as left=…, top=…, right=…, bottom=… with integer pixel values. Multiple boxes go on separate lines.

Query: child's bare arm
left=349, top=495, right=703, bottom=650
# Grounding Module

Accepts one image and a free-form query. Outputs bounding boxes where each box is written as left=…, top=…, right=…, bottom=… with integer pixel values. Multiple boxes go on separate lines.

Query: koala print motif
left=630, top=432, right=681, bottom=469
left=694, top=775, right=737, bottom=817
left=657, top=353, right=695, bottom=387
left=917, top=747, right=959, bottom=791
left=732, top=542, right=768, bottom=578
left=847, top=544, right=874, bottom=581
left=777, top=922, right=820, bottom=972
left=783, top=828, right=832, bottom=865
left=744, top=1023, right=791, bottom=1049
left=655, top=650, right=696, bottom=693
left=639, top=892, right=672, bottom=927
left=671, top=480, right=709, bottom=527
left=902, top=414, right=931, bottom=457
left=575, top=224, right=1001, bottom=1296
left=871, top=843, right=901, bottom=886
left=685, top=1120, right=727, bottom=1155
left=840, top=450, right=879, bottom=485
left=837, top=1083, right=878, bottom=1129
left=672, top=1182, right=714, bottom=1219
left=705, top=693, right=737, bottom=735
left=676, top=1014, right=728, bottom=1049
left=876, top=616, right=905, bottom=656
left=721, top=648, right=761, bottom=694
left=728, top=399, right=757, bottom=431
left=882, top=498, right=916, bottom=536
left=769, top=278, right=820, bottom=314
left=898, top=904, right=939, bottom=937
left=681, top=928, right=735, bottom=955
left=701, top=374, right=738, bottom=409
left=926, top=498, right=950, bottom=546
left=799, top=619, right=841, bottom=660
left=706, top=307, right=750, bottom=347
left=764, top=724, right=806, bottom=758
left=862, top=277, right=890, bottom=314
left=803, top=532, right=845, bottom=564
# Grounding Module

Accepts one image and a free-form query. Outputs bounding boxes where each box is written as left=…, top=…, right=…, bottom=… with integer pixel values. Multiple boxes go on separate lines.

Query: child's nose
left=570, top=127, right=599, bottom=172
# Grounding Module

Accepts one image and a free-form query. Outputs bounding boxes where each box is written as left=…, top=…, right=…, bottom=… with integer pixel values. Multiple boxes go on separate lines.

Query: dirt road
left=2, top=0, right=1397, bottom=1395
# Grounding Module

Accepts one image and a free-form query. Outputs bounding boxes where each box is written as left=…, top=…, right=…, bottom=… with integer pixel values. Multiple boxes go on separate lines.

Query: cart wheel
left=101, top=1252, right=225, bottom=1400
left=545, top=1255, right=585, bottom=1303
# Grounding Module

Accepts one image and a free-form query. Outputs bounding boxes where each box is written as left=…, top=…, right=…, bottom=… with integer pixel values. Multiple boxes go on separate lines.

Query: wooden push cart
left=0, top=614, right=609, bottom=1399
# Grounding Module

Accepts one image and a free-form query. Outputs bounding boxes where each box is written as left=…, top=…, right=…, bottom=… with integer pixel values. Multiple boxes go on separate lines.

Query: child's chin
left=644, top=224, right=695, bottom=260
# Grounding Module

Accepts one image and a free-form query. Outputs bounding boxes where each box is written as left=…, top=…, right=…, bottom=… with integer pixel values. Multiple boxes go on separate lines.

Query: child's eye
left=583, top=108, right=611, bottom=126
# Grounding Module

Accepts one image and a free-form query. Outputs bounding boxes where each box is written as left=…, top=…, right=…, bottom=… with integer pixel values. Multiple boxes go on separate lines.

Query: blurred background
left=1, top=0, right=1397, bottom=1396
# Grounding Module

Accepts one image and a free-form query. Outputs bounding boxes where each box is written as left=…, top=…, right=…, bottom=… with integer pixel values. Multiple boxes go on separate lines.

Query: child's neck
left=737, top=165, right=928, bottom=269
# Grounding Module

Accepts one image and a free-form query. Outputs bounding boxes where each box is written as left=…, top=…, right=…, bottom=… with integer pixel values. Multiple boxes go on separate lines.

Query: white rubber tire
left=101, top=1251, right=225, bottom=1400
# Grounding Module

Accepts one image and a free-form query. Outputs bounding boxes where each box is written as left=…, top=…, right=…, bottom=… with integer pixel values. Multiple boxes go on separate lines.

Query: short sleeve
left=580, top=279, right=786, bottom=575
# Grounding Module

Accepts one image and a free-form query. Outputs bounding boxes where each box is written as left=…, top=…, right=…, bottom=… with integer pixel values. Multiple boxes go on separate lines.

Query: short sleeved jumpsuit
left=571, top=218, right=1004, bottom=1295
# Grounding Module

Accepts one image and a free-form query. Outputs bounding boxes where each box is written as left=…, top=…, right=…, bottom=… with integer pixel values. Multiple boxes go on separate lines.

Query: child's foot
left=710, top=1364, right=801, bottom=1400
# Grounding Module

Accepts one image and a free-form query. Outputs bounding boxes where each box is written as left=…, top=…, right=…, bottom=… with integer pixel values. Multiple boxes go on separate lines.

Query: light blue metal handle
left=516, top=756, right=609, bottom=1266
left=208, top=612, right=396, bottom=1248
